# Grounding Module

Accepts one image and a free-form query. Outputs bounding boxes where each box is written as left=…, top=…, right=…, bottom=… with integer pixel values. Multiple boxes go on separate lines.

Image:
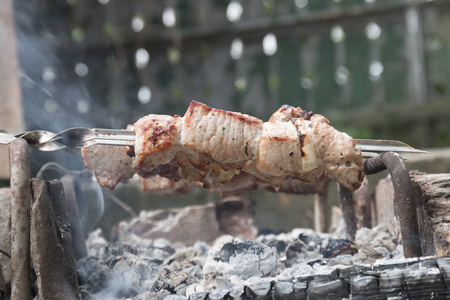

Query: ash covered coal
left=76, top=222, right=418, bottom=300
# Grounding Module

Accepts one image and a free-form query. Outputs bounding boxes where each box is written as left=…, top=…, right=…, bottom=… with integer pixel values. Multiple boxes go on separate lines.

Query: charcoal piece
left=273, top=281, right=294, bottom=299
left=109, top=259, right=152, bottom=297
left=103, top=242, right=138, bottom=259
left=306, top=277, right=348, bottom=300
left=378, top=269, right=406, bottom=295
left=76, top=256, right=109, bottom=294
left=272, top=240, right=288, bottom=255
left=189, top=292, right=209, bottom=300
left=244, top=285, right=271, bottom=300
left=228, top=284, right=245, bottom=299
left=328, top=254, right=355, bottom=266
left=404, top=260, right=446, bottom=296
left=30, top=179, right=79, bottom=299
left=298, top=233, right=314, bottom=245
left=206, top=290, right=229, bottom=300
left=285, top=240, right=307, bottom=261
left=146, top=289, right=172, bottom=300
left=244, top=278, right=272, bottom=299
left=338, top=264, right=367, bottom=278
left=322, top=239, right=358, bottom=258
left=150, top=271, right=197, bottom=297
left=292, top=281, right=307, bottom=300
left=349, top=274, right=378, bottom=296
left=306, top=259, right=327, bottom=268
left=162, top=295, right=187, bottom=300
left=204, top=236, right=277, bottom=285
left=436, top=257, right=450, bottom=285
left=164, top=247, right=203, bottom=267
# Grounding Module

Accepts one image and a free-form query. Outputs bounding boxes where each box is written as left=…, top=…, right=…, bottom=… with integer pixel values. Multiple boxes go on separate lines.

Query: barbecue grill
left=2, top=135, right=450, bottom=299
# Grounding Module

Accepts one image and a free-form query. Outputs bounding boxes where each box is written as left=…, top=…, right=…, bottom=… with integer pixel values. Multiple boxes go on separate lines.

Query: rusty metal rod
left=337, top=183, right=357, bottom=241
left=355, top=178, right=373, bottom=229
left=314, top=180, right=329, bottom=233
left=9, top=138, right=31, bottom=300
left=363, top=151, right=422, bottom=258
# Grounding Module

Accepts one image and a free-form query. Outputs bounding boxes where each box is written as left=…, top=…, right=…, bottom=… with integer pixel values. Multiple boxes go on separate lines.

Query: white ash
left=203, top=235, right=277, bottom=283
left=77, top=224, right=409, bottom=299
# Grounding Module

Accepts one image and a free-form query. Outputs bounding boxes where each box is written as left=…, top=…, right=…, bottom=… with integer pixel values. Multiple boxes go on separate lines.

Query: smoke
left=93, top=264, right=153, bottom=299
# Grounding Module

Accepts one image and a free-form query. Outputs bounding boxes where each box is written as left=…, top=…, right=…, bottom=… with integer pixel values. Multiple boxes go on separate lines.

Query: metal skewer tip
left=356, top=139, right=428, bottom=156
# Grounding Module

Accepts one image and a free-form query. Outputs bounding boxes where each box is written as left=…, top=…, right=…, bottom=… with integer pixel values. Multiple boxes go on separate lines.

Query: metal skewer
left=0, top=128, right=428, bottom=157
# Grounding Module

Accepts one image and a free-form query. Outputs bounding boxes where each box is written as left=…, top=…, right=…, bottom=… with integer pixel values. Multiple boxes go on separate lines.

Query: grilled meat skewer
left=126, top=101, right=363, bottom=191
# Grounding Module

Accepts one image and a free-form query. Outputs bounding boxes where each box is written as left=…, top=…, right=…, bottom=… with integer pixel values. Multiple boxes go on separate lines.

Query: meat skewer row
left=124, top=101, right=363, bottom=191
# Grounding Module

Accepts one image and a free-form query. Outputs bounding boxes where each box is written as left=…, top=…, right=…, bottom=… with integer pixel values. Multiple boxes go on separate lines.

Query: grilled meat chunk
left=133, top=114, right=182, bottom=175
left=81, top=145, right=135, bottom=189
left=181, top=101, right=263, bottom=171
left=256, top=121, right=302, bottom=176
left=292, top=118, right=363, bottom=190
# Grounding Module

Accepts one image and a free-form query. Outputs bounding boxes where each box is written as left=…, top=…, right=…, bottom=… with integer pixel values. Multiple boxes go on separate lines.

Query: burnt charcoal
left=190, top=292, right=209, bottom=300
left=148, top=271, right=197, bottom=297
left=76, top=256, right=108, bottom=294
left=261, top=239, right=287, bottom=255
left=228, top=283, right=246, bottom=299
left=292, top=282, right=308, bottom=300
left=78, top=222, right=450, bottom=299
left=307, top=277, right=348, bottom=300
left=322, top=239, right=358, bottom=258
left=206, top=290, right=229, bottom=299
left=285, top=240, right=307, bottom=261
left=163, top=295, right=188, bottom=300
left=436, top=257, right=450, bottom=284
left=215, top=242, right=265, bottom=263
left=273, top=281, right=294, bottom=299
left=165, top=247, right=203, bottom=266
left=378, top=268, right=406, bottom=295
left=298, top=233, right=312, bottom=245
left=78, top=241, right=164, bottom=299
left=403, top=260, right=446, bottom=296
left=244, top=277, right=273, bottom=299
left=102, top=242, right=138, bottom=258
left=204, top=236, right=277, bottom=288
left=349, top=274, right=378, bottom=296
left=30, top=179, right=79, bottom=300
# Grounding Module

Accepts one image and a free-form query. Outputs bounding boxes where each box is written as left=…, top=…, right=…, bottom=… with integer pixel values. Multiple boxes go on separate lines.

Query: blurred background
left=1, top=0, right=450, bottom=235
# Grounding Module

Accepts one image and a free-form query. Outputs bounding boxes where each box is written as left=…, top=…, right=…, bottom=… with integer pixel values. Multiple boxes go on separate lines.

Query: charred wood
left=30, top=179, right=79, bottom=299
left=410, top=173, right=450, bottom=256
left=354, top=177, right=373, bottom=229
left=0, top=188, right=11, bottom=292
left=9, top=138, right=31, bottom=300
left=337, top=184, right=357, bottom=241
left=61, top=175, right=88, bottom=260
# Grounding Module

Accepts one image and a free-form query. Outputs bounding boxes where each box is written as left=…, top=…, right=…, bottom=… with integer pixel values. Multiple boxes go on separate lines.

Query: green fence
left=18, top=0, right=450, bottom=148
